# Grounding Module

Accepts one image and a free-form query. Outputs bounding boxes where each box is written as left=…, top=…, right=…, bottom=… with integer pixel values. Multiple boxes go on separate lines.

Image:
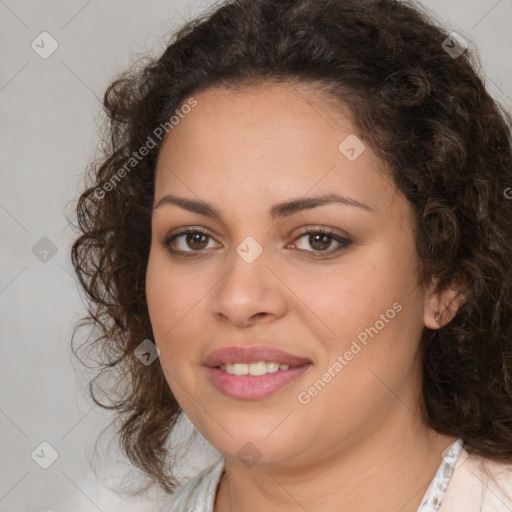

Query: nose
left=211, top=243, right=288, bottom=327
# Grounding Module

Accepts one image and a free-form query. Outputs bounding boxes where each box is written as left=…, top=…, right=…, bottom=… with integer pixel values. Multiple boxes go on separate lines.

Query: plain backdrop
left=1, top=0, right=511, bottom=510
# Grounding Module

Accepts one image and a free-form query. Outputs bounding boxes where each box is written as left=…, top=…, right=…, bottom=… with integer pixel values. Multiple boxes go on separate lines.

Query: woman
left=71, top=0, right=512, bottom=510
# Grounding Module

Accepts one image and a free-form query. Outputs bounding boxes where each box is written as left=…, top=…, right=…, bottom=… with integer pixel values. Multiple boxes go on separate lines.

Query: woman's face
left=146, top=81, right=436, bottom=466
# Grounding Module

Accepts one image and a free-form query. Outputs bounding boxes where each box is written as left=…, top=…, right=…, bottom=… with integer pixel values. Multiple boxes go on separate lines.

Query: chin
left=199, top=414, right=305, bottom=464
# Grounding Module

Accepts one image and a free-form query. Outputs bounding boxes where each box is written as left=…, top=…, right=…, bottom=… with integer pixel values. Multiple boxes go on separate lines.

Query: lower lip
left=206, top=364, right=312, bottom=400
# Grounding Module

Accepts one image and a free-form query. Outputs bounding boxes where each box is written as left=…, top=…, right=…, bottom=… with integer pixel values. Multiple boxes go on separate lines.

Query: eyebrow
left=153, top=193, right=375, bottom=219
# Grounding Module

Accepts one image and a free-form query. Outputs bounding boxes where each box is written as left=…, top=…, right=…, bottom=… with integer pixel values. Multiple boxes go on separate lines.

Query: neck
left=214, top=412, right=457, bottom=512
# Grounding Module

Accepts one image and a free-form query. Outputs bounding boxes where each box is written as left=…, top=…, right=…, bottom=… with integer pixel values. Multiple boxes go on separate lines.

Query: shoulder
left=158, top=456, right=226, bottom=512
left=440, top=451, right=512, bottom=512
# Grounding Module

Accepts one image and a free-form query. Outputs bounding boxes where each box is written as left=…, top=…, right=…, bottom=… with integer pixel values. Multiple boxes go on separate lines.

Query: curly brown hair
left=71, top=0, right=512, bottom=496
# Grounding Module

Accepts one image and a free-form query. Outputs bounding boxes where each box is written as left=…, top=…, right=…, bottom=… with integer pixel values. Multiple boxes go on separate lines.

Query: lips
left=204, top=345, right=313, bottom=399
left=204, top=345, right=312, bottom=368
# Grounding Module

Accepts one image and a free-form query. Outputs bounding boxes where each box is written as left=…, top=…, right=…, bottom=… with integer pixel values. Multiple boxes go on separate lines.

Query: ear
left=423, top=277, right=466, bottom=329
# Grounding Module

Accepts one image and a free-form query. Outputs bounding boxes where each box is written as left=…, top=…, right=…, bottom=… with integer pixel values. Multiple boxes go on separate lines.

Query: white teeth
left=232, top=363, right=248, bottom=376
left=266, top=362, right=280, bottom=373
left=220, top=361, right=292, bottom=376
left=248, top=361, right=268, bottom=376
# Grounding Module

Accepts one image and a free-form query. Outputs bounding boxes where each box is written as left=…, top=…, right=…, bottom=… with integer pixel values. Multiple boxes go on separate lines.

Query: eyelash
left=161, top=226, right=352, bottom=259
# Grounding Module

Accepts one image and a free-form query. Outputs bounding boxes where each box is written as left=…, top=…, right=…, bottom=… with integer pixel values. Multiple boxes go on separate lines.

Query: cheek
left=309, top=242, right=424, bottom=389
left=146, top=252, right=191, bottom=375
left=297, top=302, right=422, bottom=443
left=145, top=251, right=204, bottom=402
left=146, top=250, right=202, bottom=339
left=145, top=248, right=216, bottom=387
left=317, top=248, right=420, bottom=335
left=145, top=252, right=172, bottom=337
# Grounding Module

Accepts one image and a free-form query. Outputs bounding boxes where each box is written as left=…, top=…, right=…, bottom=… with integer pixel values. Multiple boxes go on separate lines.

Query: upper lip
left=204, top=345, right=312, bottom=368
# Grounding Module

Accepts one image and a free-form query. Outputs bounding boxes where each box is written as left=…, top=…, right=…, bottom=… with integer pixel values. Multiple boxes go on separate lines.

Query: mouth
left=204, top=344, right=311, bottom=368
left=218, top=361, right=307, bottom=376
left=204, top=345, right=312, bottom=400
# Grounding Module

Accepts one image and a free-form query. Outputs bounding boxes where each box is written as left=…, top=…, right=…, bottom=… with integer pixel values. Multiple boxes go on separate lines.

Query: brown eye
left=183, top=232, right=209, bottom=251
left=163, top=227, right=219, bottom=255
left=290, top=227, right=352, bottom=257
left=162, top=226, right=352, bottom=259
left=306, top=232, right=332, bottom=251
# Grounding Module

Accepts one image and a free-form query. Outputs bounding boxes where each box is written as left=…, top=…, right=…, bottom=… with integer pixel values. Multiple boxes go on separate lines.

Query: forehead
left=154, top=81, right=406, bottom=221
left=161, top=80, right=356, bottom=148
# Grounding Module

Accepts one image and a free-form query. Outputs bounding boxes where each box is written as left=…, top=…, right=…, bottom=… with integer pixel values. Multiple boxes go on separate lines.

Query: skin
left=145, top=81, right=460, bottom=512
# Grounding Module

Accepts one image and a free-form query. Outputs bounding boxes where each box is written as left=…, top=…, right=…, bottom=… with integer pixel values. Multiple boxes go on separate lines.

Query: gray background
left=1, top=0, right=511, bottom=510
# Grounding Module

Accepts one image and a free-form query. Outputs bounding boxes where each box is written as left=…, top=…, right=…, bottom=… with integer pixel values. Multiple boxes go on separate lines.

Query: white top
left=159, top=438, right=512, bottom=511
